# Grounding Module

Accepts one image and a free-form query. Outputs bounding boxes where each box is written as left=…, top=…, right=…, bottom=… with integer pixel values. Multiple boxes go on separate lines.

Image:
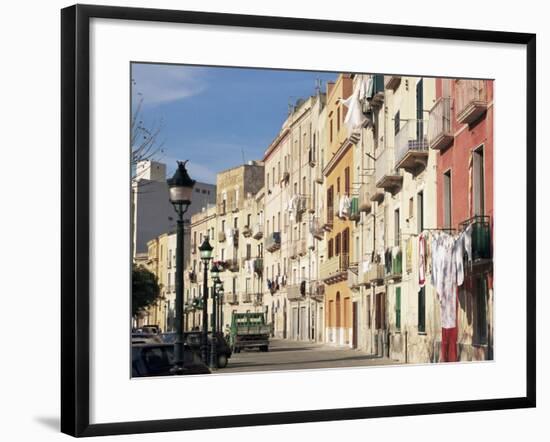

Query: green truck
left=228, top=312, right=271, bottom=353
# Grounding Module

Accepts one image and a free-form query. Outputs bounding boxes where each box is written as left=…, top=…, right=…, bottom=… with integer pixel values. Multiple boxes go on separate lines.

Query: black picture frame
left=61, top=4, right=536, bottom=437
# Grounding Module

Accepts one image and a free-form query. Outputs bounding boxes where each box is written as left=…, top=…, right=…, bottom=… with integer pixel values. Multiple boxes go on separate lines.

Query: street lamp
left=217, top=285, right=224, bottom=333
left=167, top=160, right=195, bottom=373
left=198, top=236, right=213, bottom=364
left=209, top=263, right=223, bottom=369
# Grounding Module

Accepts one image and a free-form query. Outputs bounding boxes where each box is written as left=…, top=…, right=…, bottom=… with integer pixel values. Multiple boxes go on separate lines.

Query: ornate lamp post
left=217, top=285, right=224, bottom=333
left=209, top=264, right=223, bottom=369
left=198, top=236, right=213, bottom=363
left=167, top=160, right=195, bottom=373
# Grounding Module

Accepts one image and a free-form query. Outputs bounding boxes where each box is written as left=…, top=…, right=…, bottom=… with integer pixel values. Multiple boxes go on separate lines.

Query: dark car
left=132, top=332, right=162, bottom=344
left=159, top=331, right=232, bottom=368
left=132, top=342, right=210, bottom=377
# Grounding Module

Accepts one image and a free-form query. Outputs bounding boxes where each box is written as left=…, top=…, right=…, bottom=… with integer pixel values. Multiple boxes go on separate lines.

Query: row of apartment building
left=137, top=73, right=494, bottom=363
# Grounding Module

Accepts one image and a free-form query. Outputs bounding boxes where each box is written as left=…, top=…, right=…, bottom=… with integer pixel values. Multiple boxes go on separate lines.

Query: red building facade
left=429, top=78, right=494, bottom=361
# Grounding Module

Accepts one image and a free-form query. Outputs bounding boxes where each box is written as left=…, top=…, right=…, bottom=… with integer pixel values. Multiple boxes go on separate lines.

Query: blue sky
left=131, top=63, right=337, bottom=184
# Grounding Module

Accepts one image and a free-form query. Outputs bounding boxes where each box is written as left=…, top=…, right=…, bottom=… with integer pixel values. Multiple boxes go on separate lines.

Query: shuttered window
left=395, top=287, right=401, bottom=330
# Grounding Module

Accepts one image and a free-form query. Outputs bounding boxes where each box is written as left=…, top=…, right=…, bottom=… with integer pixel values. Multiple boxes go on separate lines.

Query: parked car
left=139, top=324, right=161, bottom=335
left=159, top=331, right=232, bottom=368
left=132, top=342, right=210, bottom=377
left=132, top=332, right=162, bottom=344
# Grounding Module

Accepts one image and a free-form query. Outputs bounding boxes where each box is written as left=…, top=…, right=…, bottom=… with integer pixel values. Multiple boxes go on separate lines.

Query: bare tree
left=131, top=79, right=165, bottom=187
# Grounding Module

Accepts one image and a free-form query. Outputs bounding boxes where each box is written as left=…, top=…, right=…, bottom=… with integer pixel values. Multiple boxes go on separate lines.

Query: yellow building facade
left=320, top=74, right=356, bottom=347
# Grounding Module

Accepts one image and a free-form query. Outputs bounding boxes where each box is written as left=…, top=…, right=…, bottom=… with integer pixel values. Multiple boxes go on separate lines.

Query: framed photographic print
left=61, top=4, right=536, bottom=437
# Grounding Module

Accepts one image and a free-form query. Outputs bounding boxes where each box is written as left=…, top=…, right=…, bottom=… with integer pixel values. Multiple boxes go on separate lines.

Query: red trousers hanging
left=440, top=327, right=457, bottom=362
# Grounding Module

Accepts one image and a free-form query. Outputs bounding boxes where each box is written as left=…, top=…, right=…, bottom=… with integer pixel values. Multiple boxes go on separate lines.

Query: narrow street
left=218, top=339, right=395, bottom=373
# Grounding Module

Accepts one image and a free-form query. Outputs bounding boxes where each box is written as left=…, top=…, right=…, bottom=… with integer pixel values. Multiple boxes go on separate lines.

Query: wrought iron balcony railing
left=429, top=97, right=454, bottom=150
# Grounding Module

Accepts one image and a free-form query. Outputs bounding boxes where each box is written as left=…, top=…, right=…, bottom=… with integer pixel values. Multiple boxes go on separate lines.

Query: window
left=246, top=244, right=251, bottom=260
left=246, top=214, right=251, bottom=227
left=221, top=220, right=225, bottom=232
left=375, top=292, right=385, bottom=329
left=394, top=208, right=400, bottom=246
left=294, top=182, right=298, bottom=195
left=245, top=278, right=250, bottom=294
left=327, top=186, right=334, bottom=221
left=337, top=177, right=341, bottom=194
left=337, top=107, right=340, bottom=131
left=234, top=217, right=238, bottom=229
left=277, top=161, right=281, bottom=182
left=473, top=146, right=485, bottom=216
left=474, top=275, right=488, bottom=344
left=394, top=110, right=401, bottom=135
left=330, top=119, right=333, bottom=142
left=416, top=79, right=424, bottom=139
left=277, top=212, right=280, bottom=231
left=221, top=249, right=225, bottom=261
left=272, top=167, right=275, bottom=187
left=366, top=295, right=371, bottom=329
left=232, top=277, right=237, bottom=294
left=302, top=176, right=306, bottom=195
left=328, top=238, right=334, bottom=258
left=344, top=167, right=350, bottom=195
left=417, top=191, right=424, bottom=233
left=409, top=197, right=414, bottom=220
left=418, top=286, right=426, bottom=333
left=443, top=170, right=452, bottom=228
left=335, top=233, right=341, bottom=255
left=266, top=220, right=270, bottom=234
left=395, top=287, right=401, bottom=330
left=267, top=173, right=270, bottom=189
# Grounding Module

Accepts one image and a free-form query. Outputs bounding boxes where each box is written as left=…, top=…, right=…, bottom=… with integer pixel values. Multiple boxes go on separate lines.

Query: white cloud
left=132, top=64, right=206, bottom=106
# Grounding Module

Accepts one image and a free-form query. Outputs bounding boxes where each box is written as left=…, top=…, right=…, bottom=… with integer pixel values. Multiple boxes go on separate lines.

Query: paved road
left=217, top=339, right=395, bottom=373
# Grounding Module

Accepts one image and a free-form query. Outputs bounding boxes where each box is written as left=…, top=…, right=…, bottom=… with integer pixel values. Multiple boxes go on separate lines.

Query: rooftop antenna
left=241, top=148, right=246, bottom=164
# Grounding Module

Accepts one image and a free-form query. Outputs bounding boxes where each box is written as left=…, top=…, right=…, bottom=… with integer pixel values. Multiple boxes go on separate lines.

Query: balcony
left=385, top=247, right=403, bottom=281
left=395, top=119, right=429, bottom=174
left=375, top=147, right=402, bottom=194
left=253, top=257, right=263, bottom=275
left=385, top=75, right=401, bottom=91
left=429, top=97, right=454, bottom=150
left=266, top=232, right=281, bottom=252
left=299, top=239, right=308, bottom=256
left=460, top=215, right=492, bottom=263
left=308, top=147, right=316, bottom=167
left=455, top=80, right=488, bottom=125
left=252, top=223, right=263, bottom=240
left=347, top=267, right=360, bottom=291
left=320, top=253, right=349, bottom=284
left=188, top=271, right=197, bottom=283
left=368, top=74, right=385, bottom=106
left=309, top=280, right=325, bottom=301
left=191, top=242, right=197, bottom=254
left=253, top=293, right=263, bottom=307
left=242, top=226, right=252, bottom=238
left=217, top=202, right=226, bottom=215
left=367, top=263, right=385, bottom=284
left=225, top=293, right=238, bottom=304
left=307, top=196, right=315, bottom=213
left=322, top=205, right=334, bottom=230
left=287, top=282, right=306, bottom=301
left=309, top=216, right=324, bottom=241
left=242, top=293, right=253, bottom=304
left=290, top=243, right=298, bottom=259
left=349, top=197, right=360, bottom=221
left=315, top=168, right=324, bottom=184
left=280, top=170, right=290, bottom=184
left=224, top=259, right=239, bottom=272
left=358, top=181, right=373, bottom=214
left=218, top=231, right=226, bottom=243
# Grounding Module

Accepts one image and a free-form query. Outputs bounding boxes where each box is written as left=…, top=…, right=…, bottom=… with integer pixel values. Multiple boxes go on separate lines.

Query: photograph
left=130, top=64, right=494, bottom=377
